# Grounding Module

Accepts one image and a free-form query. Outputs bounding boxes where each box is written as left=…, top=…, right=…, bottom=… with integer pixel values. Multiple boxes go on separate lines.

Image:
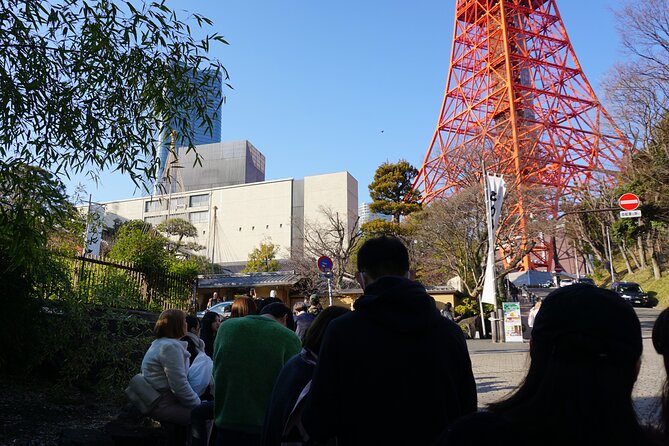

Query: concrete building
left=157, top=140, right=265, bottom=193
left=100, top=171, right=358, bottom=267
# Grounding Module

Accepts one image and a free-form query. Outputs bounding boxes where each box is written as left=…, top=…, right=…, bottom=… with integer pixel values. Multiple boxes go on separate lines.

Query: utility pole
left=605, top=226, right=616, bottom=283
left=211, top=206, right=218, bottom=270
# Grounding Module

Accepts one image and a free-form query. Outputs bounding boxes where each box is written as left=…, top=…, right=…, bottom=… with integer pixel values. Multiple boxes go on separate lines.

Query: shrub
left=1, top=293, right=154, bottom=398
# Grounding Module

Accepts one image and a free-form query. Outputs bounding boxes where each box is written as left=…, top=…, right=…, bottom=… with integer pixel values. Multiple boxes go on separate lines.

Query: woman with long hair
left=199, top=311, right=221, bottom=358
left=439, top=284, right=651, bottom=446
left=231, top=296, right=257, bottom=318
left=140, top=309, right=200, bottom=428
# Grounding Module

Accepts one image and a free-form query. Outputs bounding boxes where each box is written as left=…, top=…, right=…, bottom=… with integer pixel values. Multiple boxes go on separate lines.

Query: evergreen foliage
left=367, top=160, right=422, bottom=223
left=243, top=242, right=281, bottom=273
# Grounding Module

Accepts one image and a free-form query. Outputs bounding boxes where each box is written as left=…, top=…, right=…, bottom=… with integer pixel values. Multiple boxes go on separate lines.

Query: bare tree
left=601, top=0, right=669, bottom=279
left=412, top=186, right=537, bottom=298
left=602, top=0, right=669, bottom=148
left=302, top=207, right=363, bottom=290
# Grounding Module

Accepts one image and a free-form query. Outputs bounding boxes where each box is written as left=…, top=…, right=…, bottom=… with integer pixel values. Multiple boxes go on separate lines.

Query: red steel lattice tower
left=414, top=0, right=631, bottom=270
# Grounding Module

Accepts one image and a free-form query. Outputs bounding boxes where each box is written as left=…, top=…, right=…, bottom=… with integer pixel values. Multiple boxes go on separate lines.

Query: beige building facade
left=97, top=172, right=358, bottom=266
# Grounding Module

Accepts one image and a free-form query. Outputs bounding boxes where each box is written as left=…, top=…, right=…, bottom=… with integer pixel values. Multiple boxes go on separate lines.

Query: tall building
left=358, top=202, right=391, bottom=225
left=156, top=67, right=223, bottom=190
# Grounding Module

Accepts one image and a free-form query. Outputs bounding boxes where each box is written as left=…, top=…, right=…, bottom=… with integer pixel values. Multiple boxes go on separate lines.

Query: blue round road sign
left=317, top=255, right=333, bottom=273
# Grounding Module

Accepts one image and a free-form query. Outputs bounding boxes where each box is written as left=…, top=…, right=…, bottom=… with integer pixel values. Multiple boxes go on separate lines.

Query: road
left=466, top=306, right=664, bottom=425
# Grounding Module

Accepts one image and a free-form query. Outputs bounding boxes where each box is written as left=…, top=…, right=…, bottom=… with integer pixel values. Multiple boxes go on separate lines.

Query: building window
left=239, top=227, right=242, bottom=231
left=170, top=197, right=188, bottom=211
left=252, top=226, right=255, bottom=231
left=145, top=200, right=167, bottom=212
left=266, top=225, right=269, bottom=229
left=279, top=223, right=283, bottom=228
left=189, top=194, right=209, bottom=207
left=189, top=211, right=209, bottom=223
left=144, top=215, right=167, bottom=226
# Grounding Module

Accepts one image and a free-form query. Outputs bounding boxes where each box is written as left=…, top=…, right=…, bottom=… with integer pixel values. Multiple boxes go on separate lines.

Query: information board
left=502, top=302, right=524, bottom=343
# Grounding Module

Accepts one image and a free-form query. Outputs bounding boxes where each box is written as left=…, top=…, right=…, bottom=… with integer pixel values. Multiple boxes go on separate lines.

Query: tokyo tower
left=414, top=0, right=632, bottom=271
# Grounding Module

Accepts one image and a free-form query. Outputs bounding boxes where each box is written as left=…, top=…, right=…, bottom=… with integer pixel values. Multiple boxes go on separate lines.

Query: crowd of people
left=126, top=235, right=669, bottom=446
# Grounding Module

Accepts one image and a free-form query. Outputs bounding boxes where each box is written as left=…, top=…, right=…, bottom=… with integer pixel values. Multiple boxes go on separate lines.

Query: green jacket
left=213, top=315, right=301, bottom=434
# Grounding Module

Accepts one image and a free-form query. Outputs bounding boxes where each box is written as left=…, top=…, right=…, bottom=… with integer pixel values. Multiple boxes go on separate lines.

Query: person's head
left=445, top=302, right=452, bottom=310
left=212, top=291, right=219, bottom=300
left=309, top=293, right=320, bottom=305
left=653, top=307, right=669, bottom=439
left=303, top=305, right=350, bottom=354
left=490, top=284, right=643, bottom=441
left=257, top=296, right=282, bottom=314
left=293, top=302, right=308, bottom=314
left=231, top=296, right=257, bottom=318
left=185, top=315, right=200, bottom=335
left=270, top=289, right=277, bottom=298
left=201, top=311, right=222, bottom=335
left=653, top=307, right=669, bottom=363
left=260, top=302, right=292, bottom=327
left=154, top=309, right=187, bottom=339
left=249, top=288, right=256, bottom=298
left=356, top=236, right=410, bottom=287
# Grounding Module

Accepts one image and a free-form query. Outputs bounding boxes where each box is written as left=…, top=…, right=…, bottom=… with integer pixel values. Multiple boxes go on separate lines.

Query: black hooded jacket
left=302, top=276, right=477, bottom=446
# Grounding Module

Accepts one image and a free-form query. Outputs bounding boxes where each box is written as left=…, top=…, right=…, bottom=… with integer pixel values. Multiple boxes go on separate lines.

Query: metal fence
left=52, top=255, right=194, bottom=312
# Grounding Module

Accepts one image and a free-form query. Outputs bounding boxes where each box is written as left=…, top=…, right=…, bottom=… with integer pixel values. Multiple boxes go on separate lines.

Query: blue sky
left=65, top=0, right=628, bottom=204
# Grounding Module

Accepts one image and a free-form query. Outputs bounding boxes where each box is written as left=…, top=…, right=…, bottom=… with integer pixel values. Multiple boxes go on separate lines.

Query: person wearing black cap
left=302, top=236, right=476, bottom=446
left=438, top=283, right=653, bottom=446
left=307, top=293, right=323, bottom=316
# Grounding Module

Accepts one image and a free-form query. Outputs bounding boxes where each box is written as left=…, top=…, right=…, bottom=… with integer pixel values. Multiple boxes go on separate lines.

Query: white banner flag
left=481, top=174, right=506, bottom=305
left=84, top=203, right=105, bottom=257
left=486, top=175, right=506, bottom=235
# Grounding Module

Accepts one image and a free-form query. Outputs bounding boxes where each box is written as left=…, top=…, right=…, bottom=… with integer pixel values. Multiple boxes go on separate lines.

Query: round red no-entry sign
left=618, top=193, right=640, bottom=211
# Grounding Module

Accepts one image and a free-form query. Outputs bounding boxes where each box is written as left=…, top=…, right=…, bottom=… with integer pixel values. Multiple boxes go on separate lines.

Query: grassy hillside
left=595, top=259, right=669, bottom=308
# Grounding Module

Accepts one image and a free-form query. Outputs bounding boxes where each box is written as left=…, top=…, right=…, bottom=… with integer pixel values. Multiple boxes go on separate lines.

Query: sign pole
left=480, top=164, right=490, bottom=338
left=327, top=275, right=333, bottom=307
left=606, top=226, right=616, bottom=283
left=317, top=255, right=334, bottom=307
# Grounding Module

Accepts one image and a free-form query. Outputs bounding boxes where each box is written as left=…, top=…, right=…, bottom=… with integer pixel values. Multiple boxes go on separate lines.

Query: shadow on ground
left=475, top=375, right=517, bottom=395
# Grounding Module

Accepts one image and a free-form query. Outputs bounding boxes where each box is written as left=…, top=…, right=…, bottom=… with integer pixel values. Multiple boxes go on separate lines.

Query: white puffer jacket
left=141, top=337, right=201, bottom=408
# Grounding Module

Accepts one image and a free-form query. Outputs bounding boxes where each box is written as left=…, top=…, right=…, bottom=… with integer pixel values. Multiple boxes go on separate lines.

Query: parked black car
left=610, top=282, right=651, bottom=307
left=577, top=277, right=596, bottom=286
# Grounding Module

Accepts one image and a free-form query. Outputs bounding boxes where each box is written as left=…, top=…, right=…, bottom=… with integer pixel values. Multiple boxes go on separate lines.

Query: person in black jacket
left=302, top=236, right=477, bottom=446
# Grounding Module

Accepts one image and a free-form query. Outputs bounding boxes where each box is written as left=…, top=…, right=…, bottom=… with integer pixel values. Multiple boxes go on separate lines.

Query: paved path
left=467, top=307, right=664, bottom=425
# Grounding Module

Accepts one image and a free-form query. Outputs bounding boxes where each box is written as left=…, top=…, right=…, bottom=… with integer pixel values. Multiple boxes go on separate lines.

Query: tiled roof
left=197, top=271, right=301, bottom=288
